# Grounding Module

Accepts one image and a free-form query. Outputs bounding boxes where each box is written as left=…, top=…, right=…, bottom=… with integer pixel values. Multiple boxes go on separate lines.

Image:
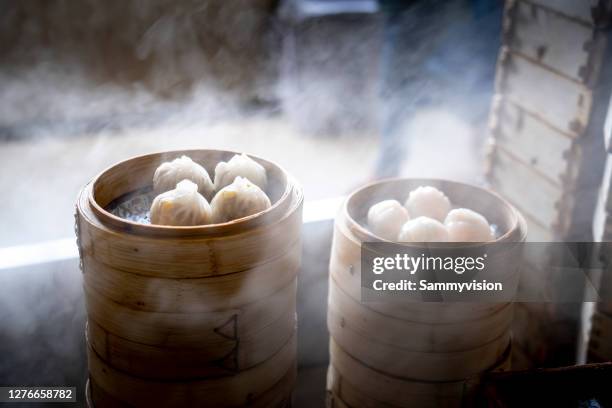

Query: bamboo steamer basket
left=327, top=340, right=511, bottom=408
left=85, top=285, right=296, bottom=379
left=87, top=372, right=295, bottom=408
left=328, top=311, right=510, bottom=381
left=84, top=280, right=296, bottom=350
left=75, top=149, right=303, bottom=407
left=77, top=150, right=301, bottom=278
left=328, top=282, right=514, bottom=353
left=87, top=334, right=297, bottom=408
left=327, top=178, right=526, bottom=406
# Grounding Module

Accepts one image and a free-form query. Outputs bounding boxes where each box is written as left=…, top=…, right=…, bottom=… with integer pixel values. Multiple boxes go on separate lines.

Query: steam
left=0, top=1, right=501, bottom=402
left=399, top=108, right=484, bottom=184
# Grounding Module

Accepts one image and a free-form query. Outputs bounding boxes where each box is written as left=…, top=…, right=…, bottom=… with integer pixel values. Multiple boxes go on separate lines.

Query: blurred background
left=0, top=0, right=501, bottom=247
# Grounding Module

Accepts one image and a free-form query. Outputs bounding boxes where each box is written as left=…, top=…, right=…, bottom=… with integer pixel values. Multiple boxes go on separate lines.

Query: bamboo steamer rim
left=342, top=177, right=527, bottom=247
left=325, top=343, right=512, bottom=407
left=327, top=279, right=514, bottom=353
left=87, top=149, right=300, bottom=238
left=83, top=277, right=297, bottom=348
left=330, top=337, right=512, bottom=387
left=327, top=365, right=460, bottom=408
left=329, top=274, right=514, bottom=326
left=86, top=332, right=297, bottom=407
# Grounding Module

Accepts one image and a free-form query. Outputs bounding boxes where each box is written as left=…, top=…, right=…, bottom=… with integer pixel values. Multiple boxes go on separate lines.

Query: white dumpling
left=398, top=216, right=449, bottom=242
left=150, top=180, right=212, bottom=226
left=214, top=153, right=267, bottom=192
left=153, top=155, right=215, bottom=199
left=211, top=176, right=271, bottom=223
left=367, top=200, right=410, bottom=241
left=404, top=186, right=451, bottom=222
left=444, top=208, right=494, bottom=242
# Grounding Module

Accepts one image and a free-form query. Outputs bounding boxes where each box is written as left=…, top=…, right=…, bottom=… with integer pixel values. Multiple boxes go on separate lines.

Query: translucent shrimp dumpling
left=150, top=180, right=212, bottom=226
left=404, top=186, right=451, bottom=222
left=214, top=153, right=267, bottom=191
left=153, top=155, right=215, bottom=199
left=444, top=208, right=494, bottom=242
left=398, top=216, right=449, bottom=242
left=211, top=176, right=271, bottom=223
left=367, top=200, right=410, bottom=241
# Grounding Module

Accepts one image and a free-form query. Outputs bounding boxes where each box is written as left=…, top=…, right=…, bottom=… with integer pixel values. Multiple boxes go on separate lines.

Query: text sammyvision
left=370, top=253, right=503, bottom=293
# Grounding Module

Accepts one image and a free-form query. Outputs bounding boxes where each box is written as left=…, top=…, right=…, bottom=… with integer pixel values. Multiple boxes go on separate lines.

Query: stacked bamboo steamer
left=75, top=150, right=303, bottom=407
left=326, top=179, right=526, bottom=408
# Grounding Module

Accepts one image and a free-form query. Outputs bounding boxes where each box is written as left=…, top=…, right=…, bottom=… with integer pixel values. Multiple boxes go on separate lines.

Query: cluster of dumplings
left=149, top=154, right=271, bottom=226
left=367, top=186, right=495, bottom=242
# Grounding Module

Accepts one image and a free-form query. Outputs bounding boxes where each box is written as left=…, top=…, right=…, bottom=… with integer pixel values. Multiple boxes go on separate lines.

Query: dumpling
left=444, top=208, right=494, bottom=242
left=153, top=155, right=215, bottom=199
left=211, top=176, right=271, bottom=223
left=398, top=216, right=449, bottom=242
left=367, top=200, right=410, bottom=241
left=150, top=180, right=212, bottom=226
left=404, top=186, right=451, bottom=222
left=214, top=153, right=267, bottom=192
